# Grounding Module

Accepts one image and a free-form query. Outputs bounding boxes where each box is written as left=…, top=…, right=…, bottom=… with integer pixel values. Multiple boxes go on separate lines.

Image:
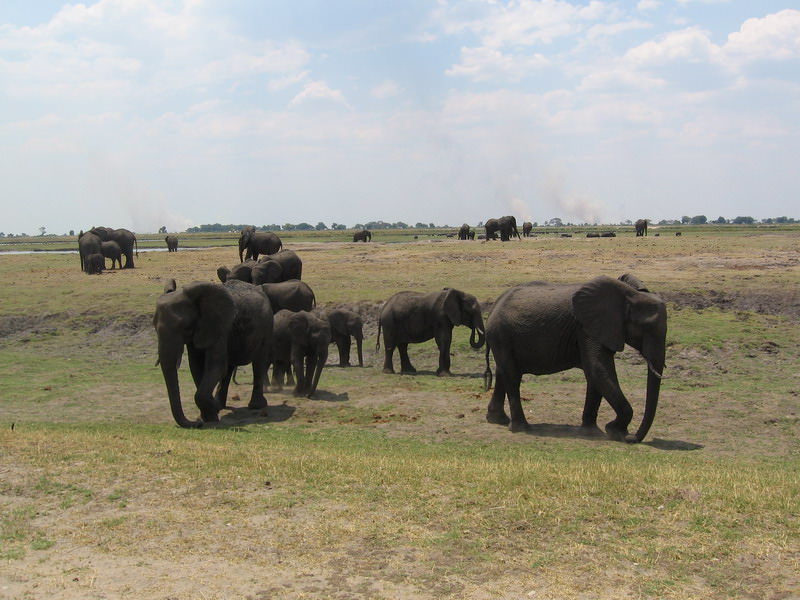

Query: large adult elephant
left=89, top=227, right=138, bottom=268
left=457, top=224, right=472, bottom=240
left=165, top=235, right=178, bottom=252
left=635, top=219, right=648, bottom=236
left=152, top=278, right=274, bottom=428
left=378, top=288, right=486, bottom=376
left=353, top=229, right=372, bottom=242
left=240, top=228, right=282, bottom=261
left=324, top=308, right=364, bottom=367
left=485, top=216, right=520, bottom=241
left=271, top=309, right=330, bottom=398
left=78, top=230, right=102, bottom=273
left=251, top=250, right=302, bottom=284
left=483, top=274, right=667, bottom=443
left=260, top=280, right=316, bottom=313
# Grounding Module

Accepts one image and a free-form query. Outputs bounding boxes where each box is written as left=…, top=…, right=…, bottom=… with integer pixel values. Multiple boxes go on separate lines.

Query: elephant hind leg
left=397, top=344, right=416, bottom=374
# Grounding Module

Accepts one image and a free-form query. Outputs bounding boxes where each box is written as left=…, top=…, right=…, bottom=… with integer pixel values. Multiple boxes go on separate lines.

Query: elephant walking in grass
left=239, top=227, right=282, bottom=261
left=153, top=279, right=274, bottom=428
left=485, top=216, right=521, bottom=241
left=635, top=219, right=648, bottom=236
left=484, top=274, right=667, bottom=443
left=378, top=288, right=486, bottom=376
left=324, top=308, right=364, bottom=367
left=271, top=310, right=330, bottom=398
left=353, top=229, right=372, bottom=242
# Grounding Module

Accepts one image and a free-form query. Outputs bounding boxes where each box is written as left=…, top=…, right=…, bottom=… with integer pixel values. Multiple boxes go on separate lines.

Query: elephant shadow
left=522, top=422, right=704, bottom=450
left=217, top=402, right=297, bottom=427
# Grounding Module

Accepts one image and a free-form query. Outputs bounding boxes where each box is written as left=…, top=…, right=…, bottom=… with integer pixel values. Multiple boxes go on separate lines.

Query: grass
left=1, top=226, right=799, bottom=598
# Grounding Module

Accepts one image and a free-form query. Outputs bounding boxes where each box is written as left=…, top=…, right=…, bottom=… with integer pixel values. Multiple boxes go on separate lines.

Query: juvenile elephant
left=522, top=221, right=533, bottom=237
left=165, top=235, right=178, bottom=251
left=252, top=250, right=302, bottom=284
left=217, top=260, right=257, bottom=283
left=324, top=308, right=364, bottom=367
left=78, top=230, right=102, bottom=273
left=89, top=227, right=138, bottom=268
left=239, top=228, right=282, bottom=261
left=85, top=252, right=105, bottom=275
left=635, top=219, right=648, bottom=237
left=484, top=274, right=667, bottom=443
left=101, top=241, right=123, bottom=269
left=271, top=309, right=330, bottom=398
left=378, top=288, right=486, bottom=376
left=153, top=278, right=274, bottom=428
left=261, top=280, right=316, bottom=313
left=353, top=229, right=372, bottom=242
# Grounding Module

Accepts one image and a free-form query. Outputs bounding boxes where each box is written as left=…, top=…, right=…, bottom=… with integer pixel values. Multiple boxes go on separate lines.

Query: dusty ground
left=1, top=236, right=799, bottom=599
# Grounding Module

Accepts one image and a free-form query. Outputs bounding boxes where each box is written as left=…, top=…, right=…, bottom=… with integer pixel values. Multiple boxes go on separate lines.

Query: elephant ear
left=437, top=288, right=462, bottom=326
left=216, top=266, right=230, bottom=283
left=572, top=276, right=629, bottom=352
left=618, top=273, right=650, bottom=292
left=163, top=278, right=177, bottom=294
left=184, top=282, right=235, bottom=349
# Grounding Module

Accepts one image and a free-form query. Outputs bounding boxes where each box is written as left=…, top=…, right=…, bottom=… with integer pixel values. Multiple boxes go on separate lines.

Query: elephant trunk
left=307, top=349, right=327, bottom=398
left=626, top=362, right=662, bottom=443
left=469, top=326, right=486, bottom=349
left=159, top=343, right=201, bottom=429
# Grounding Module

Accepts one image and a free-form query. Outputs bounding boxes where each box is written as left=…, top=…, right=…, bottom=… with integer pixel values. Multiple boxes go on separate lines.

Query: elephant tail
left=483, top=344, right=493, bottom=391
left=134, top=235, right=139, bottom=257
left=375, top=319, right=382, bottom=352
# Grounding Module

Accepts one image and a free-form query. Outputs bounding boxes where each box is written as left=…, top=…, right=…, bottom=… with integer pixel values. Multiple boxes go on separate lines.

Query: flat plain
left=1, top=226, right=798, bottom=599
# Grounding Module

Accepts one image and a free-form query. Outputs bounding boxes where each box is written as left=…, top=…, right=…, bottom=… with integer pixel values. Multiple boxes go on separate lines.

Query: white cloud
left=289, top=81, right=350, bottom=109
left=724, top=9, right=800, bottom=62
left=370, top=80, right=402, bottom=99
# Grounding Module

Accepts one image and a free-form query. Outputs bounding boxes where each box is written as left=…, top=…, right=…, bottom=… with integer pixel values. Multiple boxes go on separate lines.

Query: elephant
left=586, top=232, right=600, bottom=238
left=85, top=252, right=105, bottom=275
left=165, top=235, right=179, bottom=252
left=522, top=221, right=533, bottom=237
left=101, top=241, right=123, bottom=269
left=271, top=309, right=330, bottom=398
left=153, top=278, right=274, bottom=428
left=324, top=308, right=364, bottom=367
left=485, top=216, right=520, bottom=241
left=353, top=229, right=372, bottom=242
left=252, top=250, right=302, bottom=285
left=260, top=280, right=316, bottom=313
left=377, top=288, right=486, bottom=376
left=239, top=228, right=282, bottom=261
left=483, top=274, right=667, bottom=443
left=635, top=219, right=648, bottom=237
left=78, top=230, right=102, bottom=273
left=89, top=227, right=138, bottom=268
left=457, top=224, right=474, bottom=240
left=217, top=261, right=257, bottom=283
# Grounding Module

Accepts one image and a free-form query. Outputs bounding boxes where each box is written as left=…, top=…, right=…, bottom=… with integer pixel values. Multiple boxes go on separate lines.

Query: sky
left=1, top=0, right=799, bottom=234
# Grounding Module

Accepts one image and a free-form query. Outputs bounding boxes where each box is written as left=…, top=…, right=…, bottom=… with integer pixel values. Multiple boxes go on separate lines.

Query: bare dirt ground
left=2, top=237, right=799, bottom=599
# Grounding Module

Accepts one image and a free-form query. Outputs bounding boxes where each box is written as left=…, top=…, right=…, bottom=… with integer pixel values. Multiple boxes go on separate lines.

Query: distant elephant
left=635, top=219, right=648, bottom=237
left=239, top=228, right=282, bottom=261
left=217, top=260, right=257, bottom=283
left=101, top=241, right=123, bottom=269
left=353, top=229, right=372, bottom=242
left=483, top=274, right=667, bottom=443
left=89, top=227, right=138, bottom=268
left=324, top=308, right=364, bottom=367
left=586, top=232, right=600, bottom=238
left=457, top=224, right=473, bottom=240
left=485, top=216, right=520, bottom=241
left=378, top=288, right=486, bottom=376
left=165, top=235, right=178, bottom=252
left=251, top=250, right=302, bottom=285
left=85, top=252, right=105, bottom=275
left=153, top=278, right=274, bottom=428
left=260, top=280, right=316, bottom=313
left=271, top=309, right=330, bottom=398
left=78, top=230, right=102, bottom=273
left=522, top=221, right=533, bottom=237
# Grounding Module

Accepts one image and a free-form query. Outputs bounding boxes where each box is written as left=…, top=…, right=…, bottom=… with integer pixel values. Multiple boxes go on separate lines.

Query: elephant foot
left=624, top=433, right=642, bottom=444
left=248, top=397, right=267, bottom=410
left=436, top=369, right=452, bottom=377
left=382, top=367, right=395, bottom=374
left=400, top=366, right=416, bottom=374
left=486, top=411, right=510, bottom=426
left=605, top=422, right=630, bottom=442
left=201, top=411, right=220, bottom=423
left=509, top=420, right=530, bottom=433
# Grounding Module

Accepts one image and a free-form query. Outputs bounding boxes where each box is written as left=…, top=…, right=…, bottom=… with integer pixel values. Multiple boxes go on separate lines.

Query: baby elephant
left=324, top=308, right=364, bottom=367
left=271, top=310, right=331, bottom=398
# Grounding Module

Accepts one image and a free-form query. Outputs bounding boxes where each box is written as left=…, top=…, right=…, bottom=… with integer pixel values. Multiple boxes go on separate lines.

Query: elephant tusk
left=647, top=361, right=664, bottom=380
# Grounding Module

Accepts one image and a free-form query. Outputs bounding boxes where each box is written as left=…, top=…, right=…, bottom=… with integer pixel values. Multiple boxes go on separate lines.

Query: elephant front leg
left=586, top=355, right=632, bottom=441
left=435, top=330, right=453, bottom=376
left=579, top=381, right=604, bottom=437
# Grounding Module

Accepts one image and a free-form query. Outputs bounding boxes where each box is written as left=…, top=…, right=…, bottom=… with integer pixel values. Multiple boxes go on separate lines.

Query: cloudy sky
left=1, top=1, right=798, bottom=234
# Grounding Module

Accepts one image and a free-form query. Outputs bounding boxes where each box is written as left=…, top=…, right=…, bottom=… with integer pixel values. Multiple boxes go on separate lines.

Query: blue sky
left=1, top=1, right=798, bottom=234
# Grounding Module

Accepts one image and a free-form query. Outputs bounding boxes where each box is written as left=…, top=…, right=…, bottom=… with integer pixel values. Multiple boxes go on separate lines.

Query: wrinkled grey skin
left=353, top=229, right=372, bottom=242
left=635, top=219, right=648, bottom=236
left=271, top=309, right=330, bottom=398
left=324, top=308, right=364, bottom=367
left=261, top=280, right=316, bottom=313
left=165, top=235, right=179, bottom=251
left=78, top=231, right=102, bottom=273
left=153, top=278, right=273, bottom=428
left=252, top=250, right=302, bottom=284
left=101, top=241, right=123, bottom=269
left=85, top=252, right=105, bottom=275
left=378, top=288, right=486, bottom=376
left=239, top=228, right=282, bottom=261
left=484, top=273, right=667, bottom=443
left=89, top=227, right=138, bottom=268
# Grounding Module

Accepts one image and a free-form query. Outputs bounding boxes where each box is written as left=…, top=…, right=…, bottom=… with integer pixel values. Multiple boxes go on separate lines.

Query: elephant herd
left=153, top=226, right=669, bottom=444
left=78, top=227, right=139, bottom=273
